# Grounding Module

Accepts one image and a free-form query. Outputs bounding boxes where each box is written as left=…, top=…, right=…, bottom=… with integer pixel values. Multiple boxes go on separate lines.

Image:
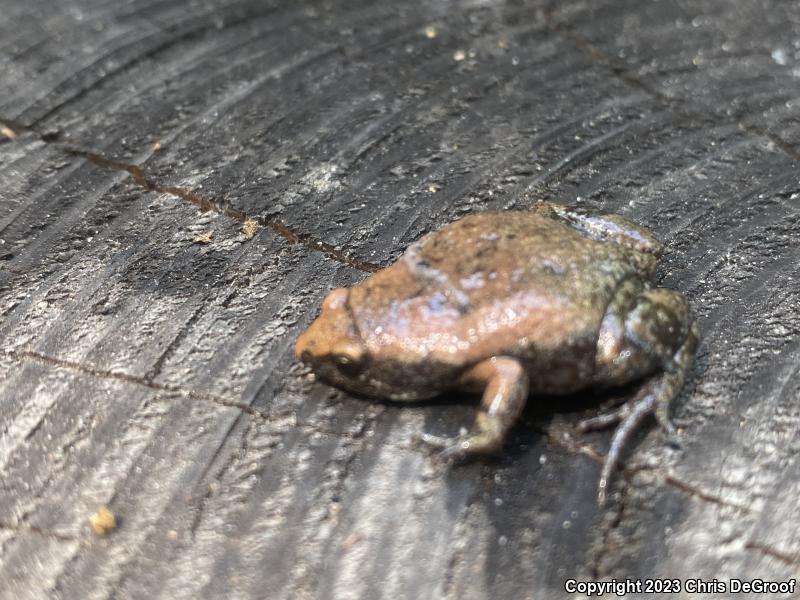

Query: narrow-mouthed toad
left=295, top=202, right=697, bottom=504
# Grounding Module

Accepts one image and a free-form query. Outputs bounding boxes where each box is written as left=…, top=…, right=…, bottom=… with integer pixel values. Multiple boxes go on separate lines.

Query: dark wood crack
left=542, top=12, right=800, bottom=166
left=745, top=540, right=800, bottom=568
left=0, top=118, right=380, bottom=274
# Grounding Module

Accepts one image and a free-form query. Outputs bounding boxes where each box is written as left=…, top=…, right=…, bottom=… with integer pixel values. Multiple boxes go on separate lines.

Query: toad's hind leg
left=581, top=288, right=698, bottom=505
left=419, top=357, right=529, bottom=460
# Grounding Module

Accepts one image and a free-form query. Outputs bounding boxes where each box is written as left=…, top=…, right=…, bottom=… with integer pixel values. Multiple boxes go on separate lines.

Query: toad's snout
left=294, top=321, right=320, bottom=363
left=294, top=287, right=359, bottom=366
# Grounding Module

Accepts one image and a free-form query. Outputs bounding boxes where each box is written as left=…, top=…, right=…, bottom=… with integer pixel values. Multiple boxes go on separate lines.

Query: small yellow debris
left=241, top=218, right=258, bottom=240
left=424, top=26, right=437, bottom=39
left=151, top=141, right=162, bottom=151
left=1, top=125, right=17, bottom=140
left=89, top=506, right=117, bottom=536
left=193, top=231, right=214, bottom=244
left=453, top=49, right=466, bottom=62
left=166, top=529, right=179, bottom=541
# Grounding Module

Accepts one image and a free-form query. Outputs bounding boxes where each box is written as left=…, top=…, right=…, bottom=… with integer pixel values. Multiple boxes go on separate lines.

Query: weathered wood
left=1, top=0, right=800, bottom=598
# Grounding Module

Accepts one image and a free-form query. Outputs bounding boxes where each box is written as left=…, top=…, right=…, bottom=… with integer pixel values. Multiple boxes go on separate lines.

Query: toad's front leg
left=419, top=357, right=529, bottom=460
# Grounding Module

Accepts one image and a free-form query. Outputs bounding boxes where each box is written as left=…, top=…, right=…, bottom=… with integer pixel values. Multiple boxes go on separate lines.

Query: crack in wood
left=4, top=348, right=370, bottom=441
left=543, top=424, right=757, bottom=580
left=73, top=149, right=382, bottom=273
left=745, top=540, right=800, bottom=568
left=542, top=13, right=800, bottom=165
left=658, top=473, right=749, bottom=512
left=0, top=118, right=380, bottom=274
left=0, top=520, right=78, bottom=543
left=540, top=426, right=750, bottom=513
left=3, top=348, right=270, bottom=419
left=541, top=15, right=674, bottom=105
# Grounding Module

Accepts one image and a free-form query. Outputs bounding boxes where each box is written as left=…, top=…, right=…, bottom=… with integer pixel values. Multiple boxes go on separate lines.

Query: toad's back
left=415, top=211, right=654, bottom=304
left=348, top=211, right=658, bottom=390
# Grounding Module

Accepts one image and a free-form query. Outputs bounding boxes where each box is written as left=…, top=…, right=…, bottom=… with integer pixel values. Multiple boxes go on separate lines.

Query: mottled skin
left=295, top=202, right=697, bottom=504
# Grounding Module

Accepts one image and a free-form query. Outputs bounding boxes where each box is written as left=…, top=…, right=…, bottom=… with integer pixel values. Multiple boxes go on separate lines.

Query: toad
left=295, top=202, right=697, bottom=504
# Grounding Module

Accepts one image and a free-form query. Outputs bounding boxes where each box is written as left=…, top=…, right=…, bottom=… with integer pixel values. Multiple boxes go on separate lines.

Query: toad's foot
left=579, top=320, right=698, bottom=506
left=418, top=357, right=529, bottom=463
left=577, top=399, right=680, bottom=443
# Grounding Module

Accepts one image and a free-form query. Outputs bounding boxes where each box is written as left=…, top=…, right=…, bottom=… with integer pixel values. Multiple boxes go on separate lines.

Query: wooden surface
left=2, top=1, right=800, bottom=598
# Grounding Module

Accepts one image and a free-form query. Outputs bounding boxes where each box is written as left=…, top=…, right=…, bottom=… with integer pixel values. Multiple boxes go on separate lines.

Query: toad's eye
left=335, top=353, right=364, bottom=377
left=331, top=338, right=366, bottom=377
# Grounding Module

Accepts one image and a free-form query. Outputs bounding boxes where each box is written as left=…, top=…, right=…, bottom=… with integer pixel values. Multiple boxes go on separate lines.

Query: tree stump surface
left=2, top=1, right=800, bottom=598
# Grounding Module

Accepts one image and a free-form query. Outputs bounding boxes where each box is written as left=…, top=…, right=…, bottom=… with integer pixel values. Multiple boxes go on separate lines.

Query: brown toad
left=295, top=202, right=697, bottom=504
